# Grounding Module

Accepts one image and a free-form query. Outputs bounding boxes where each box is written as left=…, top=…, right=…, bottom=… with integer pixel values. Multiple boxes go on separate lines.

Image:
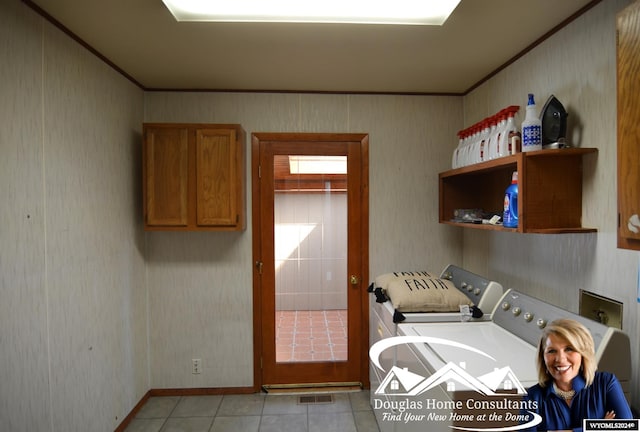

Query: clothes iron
left=540, top=94, right=569, bottom=149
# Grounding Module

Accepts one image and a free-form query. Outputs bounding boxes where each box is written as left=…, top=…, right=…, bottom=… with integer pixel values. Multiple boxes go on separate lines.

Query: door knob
left=350, top=275, right=360, bottom=285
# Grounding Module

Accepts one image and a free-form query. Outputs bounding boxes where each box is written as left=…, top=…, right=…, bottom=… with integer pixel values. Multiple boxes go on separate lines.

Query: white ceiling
left=27, top=0, right=599, bottom=94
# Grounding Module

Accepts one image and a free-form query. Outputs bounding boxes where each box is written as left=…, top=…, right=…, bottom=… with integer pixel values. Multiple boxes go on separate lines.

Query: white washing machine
left=369, top=265, right=505, bottom=431
left=370, top=289, right=632, bottom=432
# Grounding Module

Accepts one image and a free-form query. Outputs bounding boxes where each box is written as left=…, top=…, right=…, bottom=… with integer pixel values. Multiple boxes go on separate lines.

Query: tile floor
left=124, top=390, right=380, bottom=432
left=276, top=310, right=348, bottom=362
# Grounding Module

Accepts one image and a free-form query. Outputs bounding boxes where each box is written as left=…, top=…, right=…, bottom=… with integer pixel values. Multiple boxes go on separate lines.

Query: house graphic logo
left=369, top=336, right=542, bottom=431
left=376, top=362, right=526, bottom=396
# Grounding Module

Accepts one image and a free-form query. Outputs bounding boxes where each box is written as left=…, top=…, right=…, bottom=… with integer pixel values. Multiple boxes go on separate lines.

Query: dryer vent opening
left=579, top=290, right=623, bottom=329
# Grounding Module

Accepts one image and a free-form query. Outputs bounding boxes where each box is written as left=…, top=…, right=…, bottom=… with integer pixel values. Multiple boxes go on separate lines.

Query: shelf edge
left=440, top=221, right=597, bottom=234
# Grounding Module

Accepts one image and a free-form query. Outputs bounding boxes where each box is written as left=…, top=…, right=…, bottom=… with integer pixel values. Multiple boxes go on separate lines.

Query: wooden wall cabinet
left=143, top=123, right=246, bottom=231
left=439, top=148, right=597, bottom=234
left=617, top=1, right=640, bottom=250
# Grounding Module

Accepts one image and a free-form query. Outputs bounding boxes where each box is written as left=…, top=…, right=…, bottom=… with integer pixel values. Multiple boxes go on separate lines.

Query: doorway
left=252, top=133, right=369, bottom=389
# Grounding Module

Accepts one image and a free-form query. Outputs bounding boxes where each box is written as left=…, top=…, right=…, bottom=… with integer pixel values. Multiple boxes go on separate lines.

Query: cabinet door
left=617, top=1, right=640, bottom=250
left=196, top=128, right=241, bottom=227
left=144, top=127, right=189, bottom=227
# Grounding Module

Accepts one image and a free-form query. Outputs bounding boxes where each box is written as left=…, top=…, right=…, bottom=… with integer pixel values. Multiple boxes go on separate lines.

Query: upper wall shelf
left=439, top=147, right=598, bottom=234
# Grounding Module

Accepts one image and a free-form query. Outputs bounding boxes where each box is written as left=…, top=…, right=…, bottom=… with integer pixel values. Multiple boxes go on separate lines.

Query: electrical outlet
left=192, top=358, right=202, bottom=374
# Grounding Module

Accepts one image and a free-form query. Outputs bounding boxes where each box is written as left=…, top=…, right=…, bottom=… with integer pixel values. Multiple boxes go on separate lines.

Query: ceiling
left=27, top=0, right=599, bottom=94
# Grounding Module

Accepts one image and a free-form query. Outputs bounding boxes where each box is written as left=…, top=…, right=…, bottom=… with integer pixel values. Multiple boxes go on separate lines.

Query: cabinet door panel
left=145, top=128, right=189, bottom=226
left=617, top=1, right=640, bottom=249
left=196, top=129, right=239, bottom=226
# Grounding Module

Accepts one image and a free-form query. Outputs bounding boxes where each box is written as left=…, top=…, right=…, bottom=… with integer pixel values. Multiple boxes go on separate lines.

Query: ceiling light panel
left=162, top=0, right=461, bottom=25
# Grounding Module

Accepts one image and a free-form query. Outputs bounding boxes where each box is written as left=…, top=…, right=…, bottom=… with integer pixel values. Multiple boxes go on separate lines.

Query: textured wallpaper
left=463, top=0, right=639, bottom=410
left=0, top=2, right=49, bottom=431
left=1, top=1, right=146, bottom=431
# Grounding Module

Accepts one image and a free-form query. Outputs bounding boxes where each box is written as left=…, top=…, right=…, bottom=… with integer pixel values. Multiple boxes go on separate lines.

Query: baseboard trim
left=113, top=390, right=151, bottom=432
left=114, top=386, right=255, bottom=431
left=149, top=386, right=256, bottom=396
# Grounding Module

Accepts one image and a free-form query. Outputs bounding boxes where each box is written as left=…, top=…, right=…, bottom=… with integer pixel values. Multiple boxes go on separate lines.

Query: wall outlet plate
left=192, top=358, right=202, bottom=374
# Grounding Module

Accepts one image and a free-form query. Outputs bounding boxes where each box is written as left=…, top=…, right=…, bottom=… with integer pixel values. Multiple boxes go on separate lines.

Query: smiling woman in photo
left=523, top=319, right=633, bottom=431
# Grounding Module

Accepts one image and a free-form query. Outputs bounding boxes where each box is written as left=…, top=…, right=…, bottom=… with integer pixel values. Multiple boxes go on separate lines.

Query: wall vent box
left=579, top=290, right=623, bottom=329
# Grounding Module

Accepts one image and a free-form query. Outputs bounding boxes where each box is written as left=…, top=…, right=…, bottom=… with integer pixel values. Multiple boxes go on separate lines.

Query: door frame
left=251, top=132, right=369, bottom=391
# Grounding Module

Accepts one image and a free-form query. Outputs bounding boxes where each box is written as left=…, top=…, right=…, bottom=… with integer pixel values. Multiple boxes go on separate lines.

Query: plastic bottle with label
left=452, top=131, right=463, bottom=168
left=482, top=120, right=492, bottom=162
left=478, top=120, right=490, bottom=163
left=521, top=94, right=542, bottom=152
left=503, top=171, right=518, bottom=228
left=493, top=111, right=507, bottom=159
left=505, top=106, right=521, bottom=155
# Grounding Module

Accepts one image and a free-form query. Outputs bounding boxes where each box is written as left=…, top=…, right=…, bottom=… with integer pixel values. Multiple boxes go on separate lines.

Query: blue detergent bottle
left=503, top=172, right=518, bottom=228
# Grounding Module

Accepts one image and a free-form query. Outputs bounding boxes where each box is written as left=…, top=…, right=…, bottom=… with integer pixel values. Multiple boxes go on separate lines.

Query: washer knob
left=536, top=319, right=547, bottom=329
left=473, top=288, right=481, bottom=295
left=501, top=302, right=511, bottom=311
left=460, top=282, right=468, bottom=289
left=467, top=284, right=474, bottom=292
left=443, top=272, right=452, bottom=280
left=524, top=312, right=534, bottom=322
left=512, top=307, right=522, bottom=316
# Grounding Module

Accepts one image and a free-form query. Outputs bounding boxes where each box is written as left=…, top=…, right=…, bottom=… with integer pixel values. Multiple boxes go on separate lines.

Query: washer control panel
left=440, top=265, right=504, bottom=304
left=494, top=290, right=607, bottom=349
left=492, top=290, right=631, bottom=401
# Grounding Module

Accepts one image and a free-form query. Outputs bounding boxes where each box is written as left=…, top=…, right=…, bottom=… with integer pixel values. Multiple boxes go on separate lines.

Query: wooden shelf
left=439, top=147, right=598, bottom=234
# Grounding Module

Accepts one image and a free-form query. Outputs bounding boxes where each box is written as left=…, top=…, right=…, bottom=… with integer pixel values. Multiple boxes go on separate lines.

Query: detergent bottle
left=503, top=171, right=518, bottom=228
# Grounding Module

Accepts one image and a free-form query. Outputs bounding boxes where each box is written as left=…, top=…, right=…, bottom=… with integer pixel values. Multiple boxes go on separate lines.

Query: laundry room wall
left=461, top=0, right=640, bottom=411
left=1, top=1, right=147, bottom=431
left=143, top=92, right=463, bottom=388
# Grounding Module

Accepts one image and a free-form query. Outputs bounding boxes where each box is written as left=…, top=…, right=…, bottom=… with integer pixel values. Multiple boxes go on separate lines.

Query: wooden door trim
left=251, top=132, right=369, bottom=391
left=251, top=133, right=263, bottom=392
left=358, top=135, right=370, bottom=387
